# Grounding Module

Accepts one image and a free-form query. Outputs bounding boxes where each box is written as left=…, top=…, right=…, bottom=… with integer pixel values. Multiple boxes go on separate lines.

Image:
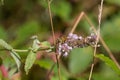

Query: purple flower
left=68, top=33, right=78, bottom=40
left=78, top=36, right=83, bottom=40
left=63, top=52, right=68, bottom=56
left=90, top=33, right=97, bottom=40
left=57, top=42, right=73, bottom=56
left=56, top=32, right=98, bottom=57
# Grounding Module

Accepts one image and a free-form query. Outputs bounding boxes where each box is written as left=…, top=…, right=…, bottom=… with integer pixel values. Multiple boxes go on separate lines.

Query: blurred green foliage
left=96, top=54, right=120, bottom=75
left=0, top=26, right=7, bottom=40
left=0, top=0, right=120, bottom=80
left=13, top=21, right=40, bottom=47
left=25, top=51, right=36, bottom=74
left=39, top=0, right=71, bottom=21
left=106, top=0, right=120, bottom=5
left=69, top=47, right=93, bottom=74
left=101, top=13, right=120, bottom=52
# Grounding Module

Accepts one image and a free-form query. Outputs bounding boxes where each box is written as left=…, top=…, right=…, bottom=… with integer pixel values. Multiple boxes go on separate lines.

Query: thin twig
left=83, top=11, right=120, bottom=69
left=100, top=37, right=120, bottom=69
left=69, top=0, right=120, bottom=73
left=88, top=0, right=104, bottom=80
left=70, top=12, right=84, bottom=33
left=56, top=55, right=61, bottom=80
left=47, top=0, right=61, bottom=80
left=13, top=49, right=29, bottom=52
left=70, top=9, right=120, bottom=70
left=0, top=48, right=29, bottom=52
left=47, top=0, right=55, bottom=45
left=46, top=62, right=56, bottom=80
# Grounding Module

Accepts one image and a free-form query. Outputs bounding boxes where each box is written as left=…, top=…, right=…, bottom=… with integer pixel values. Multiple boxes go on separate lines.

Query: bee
left=56, top=35, right=67, bottom=44
left=55, top=33, right=98, bottom=56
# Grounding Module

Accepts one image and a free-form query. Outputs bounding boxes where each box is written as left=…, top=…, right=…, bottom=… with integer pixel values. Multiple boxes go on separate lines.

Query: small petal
left=78, top=36, right=83, bottom=40
left=59, top=44, right=62, bottom=47
left=91, top=33, right=97, bottom=39
left=64, top=43, right=68, bottom=46
left=62, top=49, right=65, bottom=52
left=68, top=33, right=73, bottom=37
left=68, top=46, right=72, bottom=50
left=63, top=52, right=68, bottom=56
left=72, top=34, right=78, bottom=39
left=87, top=36, right=91, bottom=39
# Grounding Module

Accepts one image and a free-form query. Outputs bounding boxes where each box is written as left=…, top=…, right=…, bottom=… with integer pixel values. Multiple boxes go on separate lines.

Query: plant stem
left=88, top=0, right=104, bottom=80
left=70, top=12, right=84, bottom=33
left=56, top=55, right=61, bottom=80
left=88, top=46, right=97, bottom=80
left=13, top=49, right=29, bottom=53
left=47, top=0, right=61, bottom=80
left=47, top=0, right=56, bottom=45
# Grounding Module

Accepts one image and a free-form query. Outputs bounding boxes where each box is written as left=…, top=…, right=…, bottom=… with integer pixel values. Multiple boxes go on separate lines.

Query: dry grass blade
left=47, top=0, right=120, bottom=79
left=100, top=37, right=120, bottom=69
left=47, top=0, right=61, bottom=80
left=69, top=0, right=120, bottom=79
left=47, top=0, right=55, bottom=45
left=88, top=0, right=104, bottom=80
left=83, top=7, right=120, bottom=70
left=70, top=0, right=119, bottom=73
left=70, top=12, right=84, bottom=34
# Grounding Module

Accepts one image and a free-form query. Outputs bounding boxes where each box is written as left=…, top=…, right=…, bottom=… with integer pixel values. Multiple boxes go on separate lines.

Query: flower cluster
left=56, top=33, right=98, bottom=57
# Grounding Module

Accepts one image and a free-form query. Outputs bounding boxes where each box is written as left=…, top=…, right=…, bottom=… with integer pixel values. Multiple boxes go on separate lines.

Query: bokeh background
left=0, top=0, right=120, bottom=80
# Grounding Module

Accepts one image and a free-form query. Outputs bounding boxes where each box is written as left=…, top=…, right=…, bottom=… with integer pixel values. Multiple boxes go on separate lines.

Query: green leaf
left=10, top=51, right=21, bottom=70
left=0, top=26, right=7, bottom=40
left=13, top=21, right=40, bottom=46
left=0, top=39, right=21, bottom=70
left=93, top=63, right=120, bottom=80
left=0, top=39, right=13, bottom=50
left=8, top=67, right=18, bottom=77
left=39, top=0, right=71, bottom=20
left=95, top=54, right=120, bottom=75
left=36, top=59, right=53, bottom=70
left=40, top=41, right=51, bottom=49
left=106, top=0, right=120, bottom=5
left=101, top=13, right=120, bottom=52
left=25, top=51, right=36, bottom=74
left=69, top=47, right=93, bottom=74
left=51, top=0, right=71, bottom=20
left=32, top=36, right=40, bottom=51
